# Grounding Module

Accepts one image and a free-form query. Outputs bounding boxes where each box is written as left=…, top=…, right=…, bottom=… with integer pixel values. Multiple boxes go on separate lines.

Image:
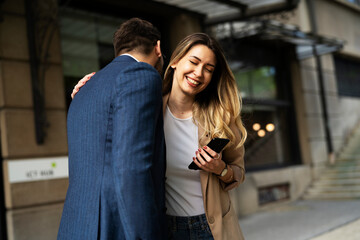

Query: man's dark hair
left=113, top=18, right=161, bottom=56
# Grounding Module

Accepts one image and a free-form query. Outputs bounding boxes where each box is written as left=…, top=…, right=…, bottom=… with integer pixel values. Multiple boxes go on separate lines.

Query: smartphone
left=188, top=138, right=230, bottom=170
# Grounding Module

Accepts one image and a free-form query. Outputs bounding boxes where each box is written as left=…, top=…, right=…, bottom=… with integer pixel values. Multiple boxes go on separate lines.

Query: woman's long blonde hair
left=163, top=33, right=247, bottom=148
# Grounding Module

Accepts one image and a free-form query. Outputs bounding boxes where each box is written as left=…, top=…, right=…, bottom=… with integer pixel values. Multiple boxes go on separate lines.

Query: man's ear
left=155, top=40, right=161, bottom=57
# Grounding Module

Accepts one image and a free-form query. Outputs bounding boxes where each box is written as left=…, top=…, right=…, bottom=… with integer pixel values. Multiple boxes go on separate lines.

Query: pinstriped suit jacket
left=58, top=55, right=166, bottom=240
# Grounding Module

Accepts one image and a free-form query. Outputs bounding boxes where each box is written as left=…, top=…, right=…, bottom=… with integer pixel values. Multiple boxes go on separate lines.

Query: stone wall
left=231, top=165, right=312, bottom=216
left=0, top=0, right=68, bottom=239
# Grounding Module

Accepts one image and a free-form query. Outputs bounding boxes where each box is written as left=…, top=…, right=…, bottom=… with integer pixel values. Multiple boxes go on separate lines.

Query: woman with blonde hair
left=72, top=32, right=247, bottom=240
left=162, top=33, right=246, bottom=240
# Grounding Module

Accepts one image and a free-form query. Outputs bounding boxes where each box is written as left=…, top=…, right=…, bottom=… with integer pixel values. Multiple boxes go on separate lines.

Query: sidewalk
left=238, top=199, right=360, bottom=240
left=311, top=218, right=360, bottom=240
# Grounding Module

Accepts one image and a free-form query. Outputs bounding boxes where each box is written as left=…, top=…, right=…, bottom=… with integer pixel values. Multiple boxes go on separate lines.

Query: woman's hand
left=193, top=146, right=226, bottom=175
left=71, top=72, right=96, bottom=99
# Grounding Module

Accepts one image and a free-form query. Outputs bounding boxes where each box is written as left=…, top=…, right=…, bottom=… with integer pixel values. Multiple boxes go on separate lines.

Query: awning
left=213, top=20, right=344, bottom=59
left=151, top=0, right=300, bottom=25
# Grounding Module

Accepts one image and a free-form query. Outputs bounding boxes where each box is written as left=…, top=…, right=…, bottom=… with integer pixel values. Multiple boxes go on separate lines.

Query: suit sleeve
left=111, top=63, right=164, bottom=239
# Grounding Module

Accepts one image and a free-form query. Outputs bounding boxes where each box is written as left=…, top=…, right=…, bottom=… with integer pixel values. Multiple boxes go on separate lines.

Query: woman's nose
left=194, top=65, right=203, bottom=77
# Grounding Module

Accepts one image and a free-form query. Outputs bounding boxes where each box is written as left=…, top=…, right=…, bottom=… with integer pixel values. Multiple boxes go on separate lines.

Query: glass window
left=334, top=55, right=360, bottom=98
left=233, top=66, right=277, bottom=99
left=230, top=63, right=300, bottom=170
left=347, top=0, right=360, bottom=6
left=59, top=8, right=125, bottom=108
left=219, top=38, right=301, bottom=170
left=241, top=106, right=293, bottom=169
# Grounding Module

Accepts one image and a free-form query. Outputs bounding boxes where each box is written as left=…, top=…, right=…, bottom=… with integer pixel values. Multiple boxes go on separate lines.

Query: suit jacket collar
left=120, top=53, right=139, bottom=62
left=112, top=55, right=138, bottom=63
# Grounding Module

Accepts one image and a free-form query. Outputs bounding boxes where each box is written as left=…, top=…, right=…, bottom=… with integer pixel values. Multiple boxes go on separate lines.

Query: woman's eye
left=189, top=60, right=197, bottom=65
left=206, top=68, right=213, bottom=73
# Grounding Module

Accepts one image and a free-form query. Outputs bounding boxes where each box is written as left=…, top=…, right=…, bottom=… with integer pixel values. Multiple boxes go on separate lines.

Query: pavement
left=238, top=199, right=360, bottom=240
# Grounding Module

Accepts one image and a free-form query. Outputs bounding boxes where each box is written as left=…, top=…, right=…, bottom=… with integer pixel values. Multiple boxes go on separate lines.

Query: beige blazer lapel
left=197, top=123, right=212, bottom=214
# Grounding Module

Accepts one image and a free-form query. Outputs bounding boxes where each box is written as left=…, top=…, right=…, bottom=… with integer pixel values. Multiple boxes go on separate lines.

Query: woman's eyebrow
left=190, top=55, right=216, bottom=67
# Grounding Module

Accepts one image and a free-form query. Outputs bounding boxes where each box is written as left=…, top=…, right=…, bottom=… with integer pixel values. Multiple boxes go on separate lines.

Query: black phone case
left=188, top=138, right=230, bottom=170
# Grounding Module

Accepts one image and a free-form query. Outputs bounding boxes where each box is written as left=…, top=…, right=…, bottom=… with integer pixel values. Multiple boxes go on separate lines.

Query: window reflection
left=233, top=66, right=277, bottom=99
left=347, top=0, right=360, bottom=5
left=233, top=65, right=295, bottom=170
left=59, top=8, right=125, bottom=109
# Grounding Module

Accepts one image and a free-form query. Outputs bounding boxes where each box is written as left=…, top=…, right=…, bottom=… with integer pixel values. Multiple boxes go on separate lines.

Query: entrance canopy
left=152, top=0, right=300, bottom=25
left=150, top=1, right=343, bottom=58
left=213, top=20, right=344, bottom=59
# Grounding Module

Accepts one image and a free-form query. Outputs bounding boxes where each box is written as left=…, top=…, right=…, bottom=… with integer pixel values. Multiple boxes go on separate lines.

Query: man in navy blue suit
left=58, top=18, right=166, bottom=240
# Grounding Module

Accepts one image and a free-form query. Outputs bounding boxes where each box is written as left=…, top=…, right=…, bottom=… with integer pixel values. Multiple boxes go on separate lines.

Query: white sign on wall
left=7, top=156, right=69, bottom=183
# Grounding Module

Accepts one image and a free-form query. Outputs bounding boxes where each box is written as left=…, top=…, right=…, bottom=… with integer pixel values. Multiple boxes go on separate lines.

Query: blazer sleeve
left=111, top=63, right=164, bottom=239
left=221, top=119, right=246, bottom=191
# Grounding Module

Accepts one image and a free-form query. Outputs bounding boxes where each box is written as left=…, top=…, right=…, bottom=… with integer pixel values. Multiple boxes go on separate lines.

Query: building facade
left=227, top=0, right=360, bottom=215
left=0, top=0, right=359, bottom=239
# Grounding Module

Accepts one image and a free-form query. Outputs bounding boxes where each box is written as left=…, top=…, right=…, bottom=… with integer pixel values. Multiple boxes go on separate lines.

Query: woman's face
left=171, top=44, right=216, bottom=98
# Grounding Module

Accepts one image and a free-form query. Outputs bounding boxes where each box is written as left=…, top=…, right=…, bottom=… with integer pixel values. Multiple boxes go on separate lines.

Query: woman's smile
left=186, top=76, right=201, bottom=87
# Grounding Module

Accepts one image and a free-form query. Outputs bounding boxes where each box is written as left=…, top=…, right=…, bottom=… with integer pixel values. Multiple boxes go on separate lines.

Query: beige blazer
left=163, top=95, right=245, bottom=240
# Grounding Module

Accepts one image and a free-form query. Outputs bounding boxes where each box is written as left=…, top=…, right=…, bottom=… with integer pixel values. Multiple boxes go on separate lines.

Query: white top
left=164, top=106, right=205, bottom=216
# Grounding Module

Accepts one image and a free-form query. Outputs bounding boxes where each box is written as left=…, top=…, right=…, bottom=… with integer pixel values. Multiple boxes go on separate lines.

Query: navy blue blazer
left=58, top=55, right=166, bottom=240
